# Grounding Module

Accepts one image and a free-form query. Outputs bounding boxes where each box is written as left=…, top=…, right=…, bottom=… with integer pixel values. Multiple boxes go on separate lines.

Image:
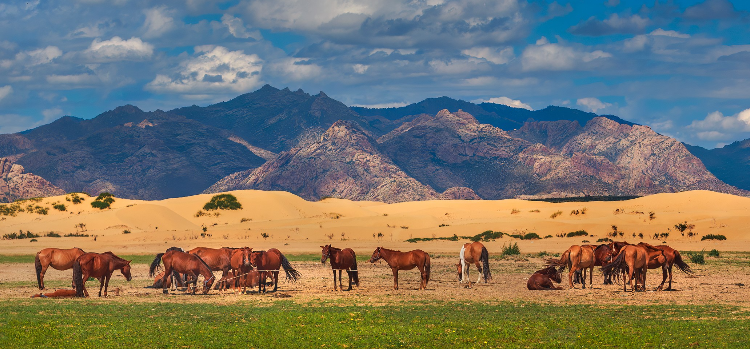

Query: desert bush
left=550, top=211, right=562, bottom=219
left=123, top=230, right=131, bottom=234
left=690, top=253, right=705, bottom=264
left=64, top=232, right=90, bottom=237
left=701, top=234, right=726, bottom=241
left=566, top=230, right=588, bottom=238
left=45, top=232, right=61, bottom=238
left=91, top=192, right=115, bottom=210
left=3, top=230, right=41, bottom=240
left=240, top=218, right=252, bottom=223
left=501, top=242, right=520, bottom=256
left=0, top=203, right=23, bottom=216
left=66, top=193, right=86, bottom=204
left=708, top=249, right=720, bottom=257
left=53, top=203, right=66, bottom=211
left=203, top=194, right=242, bottom=211
left=523, top=232, right=540, bottom=240
left=596, top=237, right=612, bottom=242
left=470, top=230, right=503, bottom=242
left=649, top=211, right=656, bottom=220
left=511, top=208, right=520, bottom=214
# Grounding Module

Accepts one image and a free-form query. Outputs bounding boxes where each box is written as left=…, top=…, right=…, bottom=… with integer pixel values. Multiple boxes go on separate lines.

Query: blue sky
left=0, top=0, right=748, bottom=148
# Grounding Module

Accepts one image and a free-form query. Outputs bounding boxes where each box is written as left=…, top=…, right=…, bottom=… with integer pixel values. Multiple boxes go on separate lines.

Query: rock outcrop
left=0, top=158, right=65, bottom=202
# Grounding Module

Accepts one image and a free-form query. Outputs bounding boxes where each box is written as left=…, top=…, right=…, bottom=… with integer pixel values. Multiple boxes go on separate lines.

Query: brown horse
left=546, top=245, right=596, bottom=289
left=456, top=241, right=492, bottom=288
left=150, top=249, right=215, bottom=294
left=216, top=270, right=266, bottom=291
left=602, top=244, right=649, bottom=292
left=574, top=244, right=616, bottom=285
left=31, top=289, right=78, bottom=298
left=188, top=247, right=234, bottom=288
left=637, top=242, right=689, bottom=291
left=369, top=247, right=430, bottom=290
left=35, top=247, right=86, bottom=290
left=229, top=247, right=253, bottom=293
left=73, top=252, right=132, bottom=297
left=527, top=266, right=563, bottom=290
left=249, top=248, right=301, bottom=293
left=321, top=245, right=360, bottom=291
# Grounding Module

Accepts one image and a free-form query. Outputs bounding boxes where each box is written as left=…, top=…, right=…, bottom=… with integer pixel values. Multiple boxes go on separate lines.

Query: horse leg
left=419, top=265, right=427, bottom=290
left=666, top=265, right=674, bottom=291
left=392, top=268, right=399, bottom=290
left=98, top=277, right=105, bottom=297
left=568, top=268, right=576, bottom=289
left=273, top=271, right=279, bottom=292
left=39, top=264, right=49, bottom=290
left=588, top=266, right=593, bottom=288
left=332, top=269, right=337, bottom=291
left=475, top=261, right=482, bottom=284
left=338, top=270, right=343, bottom=291
left=103, top=274, right=111, bottom=297
left=347, top=269, right=353, bottom=291
left=656, top=264, right=667, bottom=291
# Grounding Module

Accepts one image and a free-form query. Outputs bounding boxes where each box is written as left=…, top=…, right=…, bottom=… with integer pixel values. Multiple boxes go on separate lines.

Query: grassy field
left=0, top=299, right=747, bottom=348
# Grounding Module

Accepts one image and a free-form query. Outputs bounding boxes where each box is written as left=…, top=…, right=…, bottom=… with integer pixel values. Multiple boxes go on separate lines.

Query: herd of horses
left=30, top=239, right=692, bottom=298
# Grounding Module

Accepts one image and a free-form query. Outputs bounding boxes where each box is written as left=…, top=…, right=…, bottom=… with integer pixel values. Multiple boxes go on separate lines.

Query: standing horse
left=602, top=244, right=649, bottom=292
left=456, top=241, right=492, bottom=288
left=637, top=242, right=687, bottom=291
left=321, top=245, right=360, bottom=291
left=73, top=252, right=132, bottom=297
left=35, top=247, right=85, bottom=290
left=527, top=266, right=563, bottom=290
left=369, top=247, right=430, bottom=290
left=188, top=247, right=234, bottom=288
left=249, top=248, right=301, bottom=293
left=546, top=245, right=596, bottom=289
left=229, top=247, right=253, bottom=293
left=574, top=244, right=616, bottom=285
left=150, top=249, right=215, bottom=294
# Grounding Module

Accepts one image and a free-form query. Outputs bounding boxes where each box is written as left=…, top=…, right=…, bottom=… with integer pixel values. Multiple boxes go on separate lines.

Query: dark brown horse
left=602, top=244, right=649, bottom=292
left=73, top=252, right=132, bottom=297
left=369, top=247, right=430, bottom=290
left=150, top=249, right=215, bottom=294
left=637, top=242, right=690, bottom=291
left=546, top=245, right=596, bottom=289
left=456, top=241, right=492, bottom=288
left=321, top=245, right=360, bottom=291
left=527, top=266, right=563, bottom=290
left=188, top=247, right=234, bottom=288
left=249, top=248, right=301, bottom=293
left=35, top=247, right=86, bottom=290
left=229, top=247, right=253, bottom=293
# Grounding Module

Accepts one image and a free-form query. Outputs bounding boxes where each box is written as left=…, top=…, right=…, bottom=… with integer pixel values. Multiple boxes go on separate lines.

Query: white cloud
left=522, top=40, right=611, bottom=71
left=481, top=96, right=533, bottom=110
left=0, top=85, right=12, bottom=101
left=146, top=46, right=263, bottom=95
left=461, top=47, right=514, bottom=65
left=689, top=109, right=750, bottom=138
left=240, top=0, right=382, bottom=31
left=352, top=64, right=368, bottom=74
left=576, top=97, right=612, bottom=113
left=84, top=37, right=154, bottom=62
left=46, top=74, right=100, bottom=86
left=221, top=14, right=262, bottom=40
left=142, top=6, right=175, bottom=38
left=649, top=28, right=690, bottom=39
left=41, top=107, right=64, bottom=122
left=268, top=58, right=322, bottom=81
left=16, top=46, right=62, bottom=66
left=622, top=29, right=691, bottom=53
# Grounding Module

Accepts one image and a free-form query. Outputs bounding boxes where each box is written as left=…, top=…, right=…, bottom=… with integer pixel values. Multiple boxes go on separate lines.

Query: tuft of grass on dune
left=0, top=301, right=747, bottom=348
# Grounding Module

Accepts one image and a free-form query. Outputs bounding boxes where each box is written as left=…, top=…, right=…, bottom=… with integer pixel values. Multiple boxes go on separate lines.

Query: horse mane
left=193, top=254, right=213, bottom=273
left=636, top=242, right=660, bottom=252
left=328, top=246, right=342, bottom=252
left=594, top=244, right=609, bottom=252
left=166, top=246, right=184, bottom=253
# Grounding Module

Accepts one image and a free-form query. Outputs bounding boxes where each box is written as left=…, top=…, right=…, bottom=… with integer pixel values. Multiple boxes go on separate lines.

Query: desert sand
left=0, top=189, right=748, bottom=255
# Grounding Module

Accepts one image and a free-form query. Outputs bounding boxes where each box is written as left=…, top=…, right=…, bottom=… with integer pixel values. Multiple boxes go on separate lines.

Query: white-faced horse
left=456, top=241, right=492, bottom=287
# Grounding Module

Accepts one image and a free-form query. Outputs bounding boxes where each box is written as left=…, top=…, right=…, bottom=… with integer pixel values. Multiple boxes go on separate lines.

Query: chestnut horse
left=369, top=247, right=430, bottom=290
left=456, top=241, right=492, bottom=288
left=574, top=244, right=616, bottom=285
left=249, top=248, right=301, bottom=293
left=602, top=244, right=649, bottom=292
left=35, top=247, right=85, bottom=290
left=73, top=252, right=132, bottom=297
left=527, top=266, right=563, bottom=290
left=321, top=244, right=360, bottom=291
left=546, top=245, right=596, bottom=289
left=150, top=249, right=215, bottom=294
left=637, top=242, right=689, bottom=291
left=188, top=247, right=234, bottom=288
left=229, top=247, right=253, bottom=293
left=31, top=289, right=78, bottom=298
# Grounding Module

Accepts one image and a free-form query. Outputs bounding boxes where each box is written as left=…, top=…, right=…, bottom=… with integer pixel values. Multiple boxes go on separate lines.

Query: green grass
left=0, top=301, right=747, bottom=347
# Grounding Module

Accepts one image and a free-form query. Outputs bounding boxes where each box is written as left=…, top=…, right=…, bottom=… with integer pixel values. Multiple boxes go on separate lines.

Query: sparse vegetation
left=550, top=211, right=562, bottom=219
left=566, top=230, right=588, bottom=238
left=91, top=192, right=115, bottom=210
left=510, top=208, right=520, bottom=214
left=123, top=230, right=131, bottom=234
left=438, top=223, right=449, bottom=227
left=596, top=238, right=612, bottom=242
left=53, top=203, right=66, bottom=211
left=2, top=230, right=41, bottom=240
left=674, top=221, right=695, bottom=237
left=195, top=210, right=209, bottom=217
left=470, top=230, right=504, bottom=242
left=702, top=234, right=727, bottom=241
left=690, top=253, right=705, bottom=265
left=261, top=232, right=270, bottom=240
left=0, top=203, right=24, bottom=216
left=529, top=209, right=540, bottom=213
left=240, top=217, right=252, bottom=223
left=203, top=194, right=242, bottom=211
left=66, top=193, right=86, bottom=204
left=569, top=208, right=586, bottom=216
left=45, top=232, right=61, bottom=238
left=649, top=211, right=656, bottom=220
left=64, top=232, right=90, bottom=237
left=708, top=249, right=720, bottom=257
left=501, top=242, right=520, bottom=256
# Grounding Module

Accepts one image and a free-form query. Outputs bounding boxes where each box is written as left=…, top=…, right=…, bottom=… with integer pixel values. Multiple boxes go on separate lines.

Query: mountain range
left=0, top=84, right=747, bottom=203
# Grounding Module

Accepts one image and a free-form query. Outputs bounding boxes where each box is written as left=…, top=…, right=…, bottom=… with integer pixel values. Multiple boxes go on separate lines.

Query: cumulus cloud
left=688, top=108, right=750, bottom=141
left=622, top=28, right=691, bottom=52
left=569, top=13, right=650, bottom=36
left=83, top=37, right=154, bottom=62
left=41, top=107, right=64, bottom=122
left=221, top=14, right=262, bottom=40
left=461, top=47, right=514, bottom=65
left=481, top=96, right=533, bottom=110
left=17, top=46, right=62, bottom=66
left=576, top=97, right=612, bottom=113
left=0, top=85, right=12, bottom=101
left=142, top=6, right=175, bottom=38
left=46, top=74, right=101, bottom=86
left=268, top=58, right=322, bottom=81
left=146, top=46, right=263, bottom=95
left=521, top=38, right=611, bottom=71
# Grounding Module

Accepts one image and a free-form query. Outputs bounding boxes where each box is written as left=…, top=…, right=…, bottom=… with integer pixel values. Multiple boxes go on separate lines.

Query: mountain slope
left=685, top=139, right=750, bottom=191
left=0, top=157, right=65, bottom=202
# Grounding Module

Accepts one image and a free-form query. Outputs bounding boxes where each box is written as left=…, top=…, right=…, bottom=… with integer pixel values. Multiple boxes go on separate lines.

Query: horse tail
left=73, top=259, right=84, bottom=297
left=673, top=251, right=693, bottom=274
left=34, top=252, right=43, bottom=290
left=350, top=253, right=360, bottom=287
left=279, top=253, right=301, bottom=282
left=601, top=250, right=627, bottom=283
left=425, top=253, right=431, bottom=284
left=546, top=249, right=570, bottom=272
left=480, top=246, right=492, bottom=282
left=149, top=253, right=164, bottom=278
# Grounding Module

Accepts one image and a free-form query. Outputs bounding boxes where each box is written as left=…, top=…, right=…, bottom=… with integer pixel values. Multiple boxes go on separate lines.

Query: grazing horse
left=369, top=247, right=430, bottom=290
left=527, top=266, right=563, bottom=290
left=602, top=245, right=649, bottom=292
left=73, top=252, right=132, bottom=297
left=321, top=245, right=360, bottom=291
left=35, top=247, right=86, bottom=290
left=150, top=249, right=215, bottom=294
left=546, top=245, right=596, bottom=289
left=456, top=241, right=492, bottom=288
left=229, top=247, right=253, bottom=293
left=637, top=242, right=689, bottom=291
left=249, top=248, right=301, bottom=293
left=188, top=247, right=234, bottom=288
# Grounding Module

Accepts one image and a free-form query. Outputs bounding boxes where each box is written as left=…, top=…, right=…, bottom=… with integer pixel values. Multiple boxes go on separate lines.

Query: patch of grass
left=63, top=232, right=90, bottom=237
left=2, top=231, right=41, bottom=240
left=45, top=232, right=61, bottom=238
left=690, top=253, right=706, bottom=265
left=702, top=234, right=727, bottom=241
left=501, top=242, right=520, bottom=256
left=470, top=230, right=503, bottom=242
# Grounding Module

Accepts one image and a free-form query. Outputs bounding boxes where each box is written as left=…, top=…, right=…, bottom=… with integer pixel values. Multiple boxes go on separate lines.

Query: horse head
left=203, top=274, right=215, bottom=294
left=121, top=261, right=133, bottom=282
left=320, top=245, right=331, bottom=264
left=249, top=251, right=262, bottom=268
left=368, top=247, right=382, bottom=263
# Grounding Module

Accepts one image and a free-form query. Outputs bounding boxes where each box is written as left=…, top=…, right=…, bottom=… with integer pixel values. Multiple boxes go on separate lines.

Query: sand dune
left=1, top=190, right=748, bottom=255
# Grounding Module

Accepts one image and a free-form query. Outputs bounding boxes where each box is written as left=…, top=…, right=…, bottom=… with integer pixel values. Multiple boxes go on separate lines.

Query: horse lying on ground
left=369, top=247, right=430, bottom=290
left=456, top=241, right=491, bottom=288
left=31, top=289, right=78, bottom=298
left=321, top=244, right=359, bottom=291
left=35, top=247, right=85, bottom=290
left=527, top=266, right=563, bottom=290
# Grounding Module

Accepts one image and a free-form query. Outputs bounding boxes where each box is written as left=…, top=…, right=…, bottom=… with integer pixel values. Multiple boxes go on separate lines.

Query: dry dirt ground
left=3, top=254, right=750, bottom=308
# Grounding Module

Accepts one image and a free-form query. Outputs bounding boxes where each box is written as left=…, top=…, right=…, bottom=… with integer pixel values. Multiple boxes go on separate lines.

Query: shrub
left=30, top=239, right=37, bottom=242
left=470, top=230, right=503, bottom=242
left=690, top=253, right=705, bottom=264
left=33, top=206, right=48, bottom=215
left=66, top=193, right=86, bottom=204
left=91, top=192, right=115, bottom=210
left=523, top=232, right=540, bottom=240
left=64, top=232, right=90, bottom=237
left=596, top=238, right=612, bottom=242
left=123, top=230, right=131, bottom=234
left=53, top=204, right=66, bottom=211
left=566, top=230, right=588, bottom=238
left=510, top=208, right=520, bottom=214
left=45, top=232, right=61, bottom=238
left=550, top=211, right=562, bottom=219
left=708, top=249, right=720, bottom=257
left=3, top=231, right=41, bottom=240
left=501, top=242, right=520, bottom=256
left=203, top=194, right=242, bottom=211
left=91, top=201, right=111, bottom=209
left=701, top=234, right=726, bottom=241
